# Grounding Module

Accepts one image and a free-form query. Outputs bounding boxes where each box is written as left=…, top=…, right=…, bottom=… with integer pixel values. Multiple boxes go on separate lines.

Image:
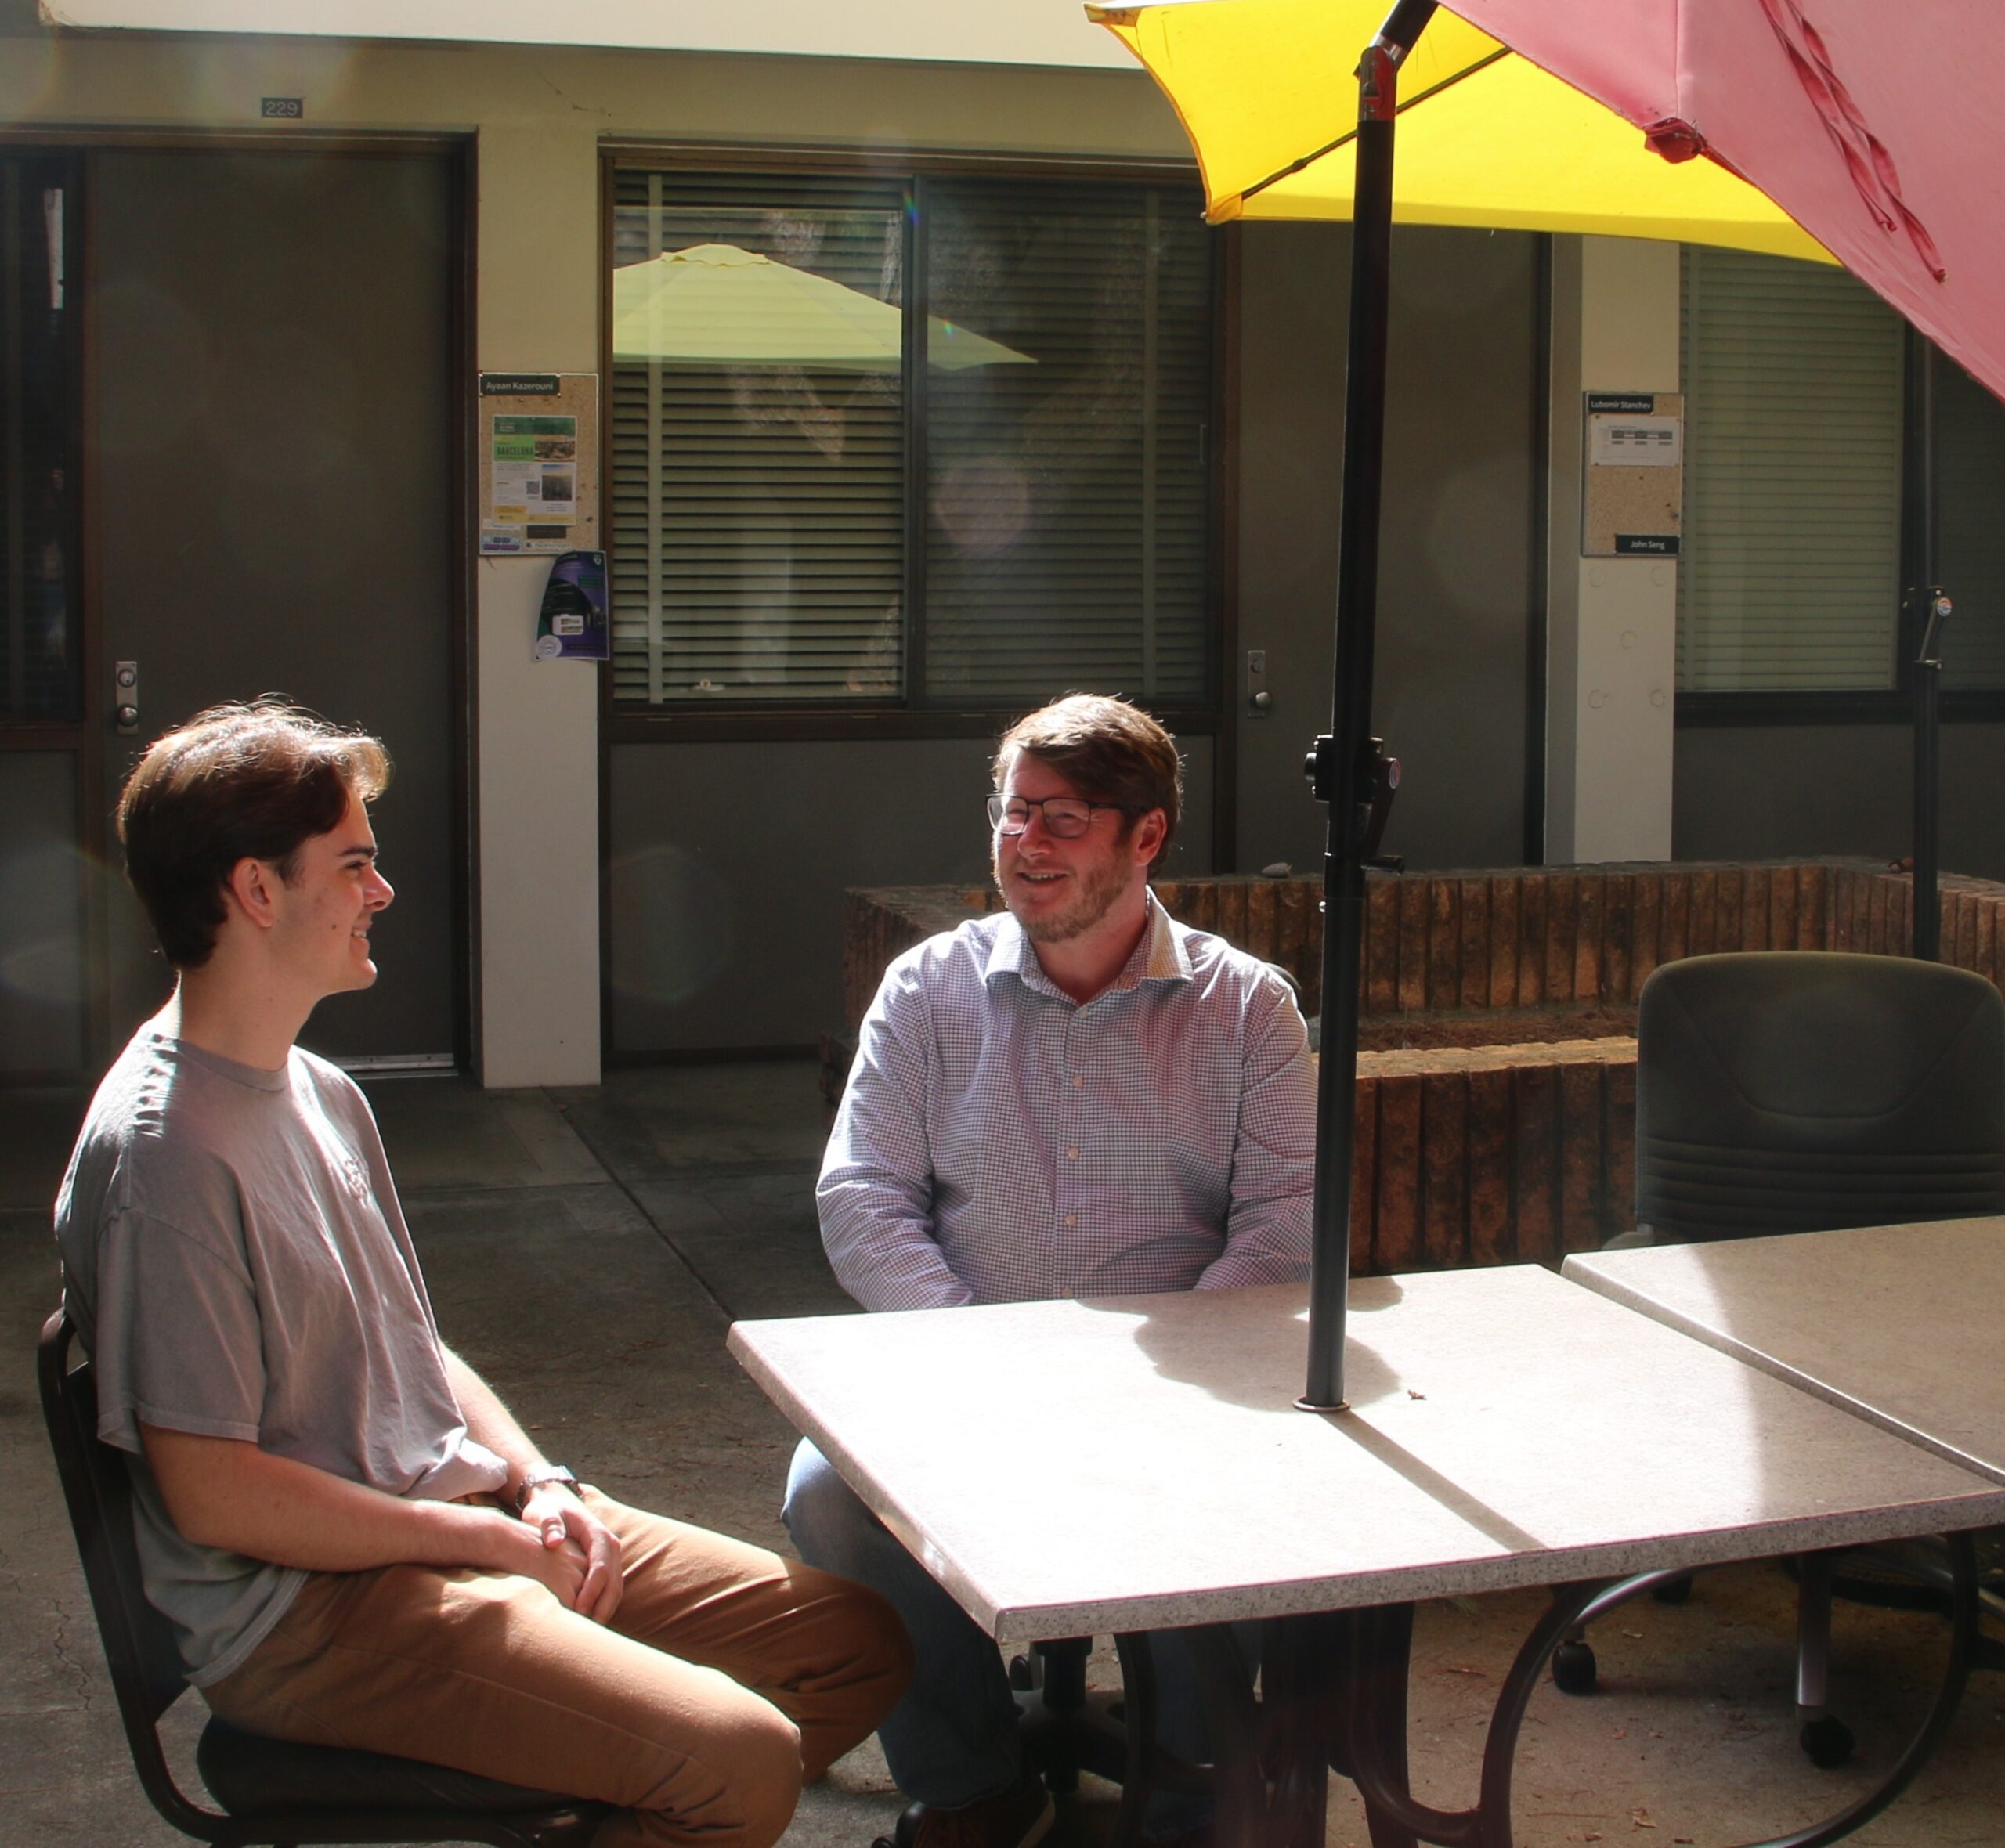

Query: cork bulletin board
left=1581, top=391, right=1682, bottom=558
left=478, top=372, right=600, bottom=555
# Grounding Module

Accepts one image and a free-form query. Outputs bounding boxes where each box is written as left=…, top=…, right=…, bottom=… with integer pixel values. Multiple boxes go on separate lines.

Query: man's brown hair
left=117, top=701, right=392, bottom=969
left=992, top=693, right=1182, bottom=876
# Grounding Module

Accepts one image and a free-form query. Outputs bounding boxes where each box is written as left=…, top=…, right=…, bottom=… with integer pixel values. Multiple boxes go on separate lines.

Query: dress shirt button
left=1071, top=1074, right=1084, bottom=1088
left=1064, top=1213, right=1078, bottom=1228
left=1067, top=1146, right=1078, bottom=1160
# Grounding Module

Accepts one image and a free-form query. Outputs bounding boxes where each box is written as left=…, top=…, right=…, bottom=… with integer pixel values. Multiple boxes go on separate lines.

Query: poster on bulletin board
left=477, top=373, right=600, bottom=555
left=1581, top=390, right=1682, bottom=558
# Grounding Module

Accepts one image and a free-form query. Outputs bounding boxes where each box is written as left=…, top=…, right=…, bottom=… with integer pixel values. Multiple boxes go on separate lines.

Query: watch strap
left=511, top=1465, right=580, bottom=1514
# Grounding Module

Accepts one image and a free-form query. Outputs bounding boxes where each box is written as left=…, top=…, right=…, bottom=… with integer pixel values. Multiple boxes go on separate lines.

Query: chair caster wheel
left=1652, top=1575, right=1693, bottom=1605
left=1801, top=1715, right=1855, bottom=1768
left=1552, top=1641, right=1597, bottom=1694
left=1007, top=1655, right=1035, bottom=1691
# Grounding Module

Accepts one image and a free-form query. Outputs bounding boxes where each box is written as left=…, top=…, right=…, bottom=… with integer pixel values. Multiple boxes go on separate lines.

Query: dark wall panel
left=0, top=753, right=83, bottom=1075
left=1234, top=222, right=1541, bottom=875
left=92, top=148, right=458, bottom=1063
left=1672, top=720, right=2005, bottom=879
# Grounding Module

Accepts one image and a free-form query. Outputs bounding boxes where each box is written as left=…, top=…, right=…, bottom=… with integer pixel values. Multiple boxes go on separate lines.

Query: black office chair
left=1634, top=950, right=2005, bottom=1244
left=1553, top=951, right=2005, bottom=1763
left=38, top=1308, right=611, bottom=1848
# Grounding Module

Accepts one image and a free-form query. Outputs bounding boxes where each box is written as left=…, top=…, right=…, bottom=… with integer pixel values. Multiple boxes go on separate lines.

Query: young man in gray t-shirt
left=56, top=702, right=909, bottom=1848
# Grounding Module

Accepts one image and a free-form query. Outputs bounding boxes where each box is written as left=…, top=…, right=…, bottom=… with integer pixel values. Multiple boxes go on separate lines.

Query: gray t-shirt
left=53, top=1026, right=506, bottom=1685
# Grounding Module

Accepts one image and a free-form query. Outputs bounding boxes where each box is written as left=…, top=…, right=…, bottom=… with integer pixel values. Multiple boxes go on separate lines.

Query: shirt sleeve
left=818, top=956, right=976, bottom=1312
left=87, top=1208, right=266, bottom=1454
left=1198, top=969, right=1316, bottom=1290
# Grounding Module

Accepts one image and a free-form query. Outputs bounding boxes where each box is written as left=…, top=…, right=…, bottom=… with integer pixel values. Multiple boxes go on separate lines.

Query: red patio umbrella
left=1456, top=0, right=2005, bottom=409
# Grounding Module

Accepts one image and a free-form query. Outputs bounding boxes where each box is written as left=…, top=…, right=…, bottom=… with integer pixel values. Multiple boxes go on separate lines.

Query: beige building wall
left=0, top=24, right=1191, bottom=1085
left=1545, top=235, right=1681, bottom=864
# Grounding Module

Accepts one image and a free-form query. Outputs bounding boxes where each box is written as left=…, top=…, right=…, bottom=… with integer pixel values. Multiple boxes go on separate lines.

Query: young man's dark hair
left=117, top=701, right=392, bottom=969
left=992, top=693, right=1182, bottom=876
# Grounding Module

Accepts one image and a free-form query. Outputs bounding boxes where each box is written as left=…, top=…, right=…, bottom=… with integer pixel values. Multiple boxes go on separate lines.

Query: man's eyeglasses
left=986, top=794, right=1123, bottom=839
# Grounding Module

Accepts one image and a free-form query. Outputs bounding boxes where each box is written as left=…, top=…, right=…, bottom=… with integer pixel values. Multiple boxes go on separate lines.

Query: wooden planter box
left=840, top=859, right=2005, bottom=1273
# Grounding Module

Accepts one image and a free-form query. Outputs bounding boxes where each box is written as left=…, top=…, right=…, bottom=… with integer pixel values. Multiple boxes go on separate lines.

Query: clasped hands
left=504, top=1479, right=624, bottom=1622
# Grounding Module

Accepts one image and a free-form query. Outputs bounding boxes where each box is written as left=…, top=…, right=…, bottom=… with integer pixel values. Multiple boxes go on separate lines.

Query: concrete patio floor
left=4, top=1061, right=2002, bottom=1848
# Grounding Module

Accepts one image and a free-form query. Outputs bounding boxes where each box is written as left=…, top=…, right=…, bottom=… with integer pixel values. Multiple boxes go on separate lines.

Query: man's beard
left=998, top=850, right=1133, bottom=945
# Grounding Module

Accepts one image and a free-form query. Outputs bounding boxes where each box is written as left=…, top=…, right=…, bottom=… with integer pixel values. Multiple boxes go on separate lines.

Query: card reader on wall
left=533, top=550, right=609, bottom=661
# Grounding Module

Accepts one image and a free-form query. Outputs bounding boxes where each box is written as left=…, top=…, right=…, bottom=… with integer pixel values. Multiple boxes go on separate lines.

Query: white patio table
left=1563, top=1216, right=2005, bottom=1486
left=728, top=1263, right=2005, bottom=1848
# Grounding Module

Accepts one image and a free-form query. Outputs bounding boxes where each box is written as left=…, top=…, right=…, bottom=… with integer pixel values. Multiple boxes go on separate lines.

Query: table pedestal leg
left=1184, top=1618, right=1332, bottom=1848
left=1332, top=1604, right=1424, bottom=1848
left=1177, top=1609, right=1423, bottom=1848
left=1147, top=1536, right=1976, bottom=1848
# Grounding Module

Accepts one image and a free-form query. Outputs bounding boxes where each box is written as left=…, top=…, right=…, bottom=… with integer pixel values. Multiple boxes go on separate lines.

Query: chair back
left=38, top=1308, right=220, bottom=1840
left=1635, top=951, right=2005, bottom=1243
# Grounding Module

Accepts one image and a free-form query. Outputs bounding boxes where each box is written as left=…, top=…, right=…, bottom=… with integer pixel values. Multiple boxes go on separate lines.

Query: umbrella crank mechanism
left=1304, top=734, right=1403, bottom=875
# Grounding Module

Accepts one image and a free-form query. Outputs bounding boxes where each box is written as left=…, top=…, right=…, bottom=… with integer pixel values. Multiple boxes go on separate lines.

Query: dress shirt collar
left=983, top=888, right=1192, bottom=1004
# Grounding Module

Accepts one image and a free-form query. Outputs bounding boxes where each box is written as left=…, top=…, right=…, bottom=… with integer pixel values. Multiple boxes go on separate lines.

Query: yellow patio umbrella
left=612, top=243, right=1035, bottom=372
left=1088, top=0, right=1832, bottom=262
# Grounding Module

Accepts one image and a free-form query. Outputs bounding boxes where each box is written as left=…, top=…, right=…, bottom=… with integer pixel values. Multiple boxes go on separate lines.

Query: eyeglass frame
left=985, top=792, right=1132, bottom=839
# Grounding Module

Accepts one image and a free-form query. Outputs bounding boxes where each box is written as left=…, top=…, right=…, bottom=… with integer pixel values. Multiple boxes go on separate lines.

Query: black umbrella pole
left=1300, top=28, right=1416, bottom=1413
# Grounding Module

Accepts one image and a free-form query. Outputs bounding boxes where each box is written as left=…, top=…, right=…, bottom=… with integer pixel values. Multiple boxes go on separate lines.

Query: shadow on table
left=1076, top=1278, right=1407, bottom=1414
left=1082, top=1280, right=1549, bottom=1557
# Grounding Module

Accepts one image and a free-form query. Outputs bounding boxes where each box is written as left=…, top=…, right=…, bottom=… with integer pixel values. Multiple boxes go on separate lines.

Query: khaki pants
left=204, top=1490, right=912, bottom=1848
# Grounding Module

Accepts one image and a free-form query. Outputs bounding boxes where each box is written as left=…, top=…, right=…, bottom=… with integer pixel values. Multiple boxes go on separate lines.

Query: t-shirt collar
left=144, top=1026, right=291, bottom=1092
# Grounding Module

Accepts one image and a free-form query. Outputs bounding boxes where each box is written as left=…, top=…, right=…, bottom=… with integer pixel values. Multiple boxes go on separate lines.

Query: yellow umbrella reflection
left=612, top=243, right=1035, bottom=372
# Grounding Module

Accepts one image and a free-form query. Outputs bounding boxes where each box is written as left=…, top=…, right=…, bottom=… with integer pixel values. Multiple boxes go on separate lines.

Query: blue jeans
left=783, top=1438, right=1252, bottom=1835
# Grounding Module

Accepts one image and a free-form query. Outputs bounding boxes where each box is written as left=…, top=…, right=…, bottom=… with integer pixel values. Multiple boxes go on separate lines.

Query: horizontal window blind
left=610, top=171, right=907, bottom=703
left=1677, top=245, right=1904, bottom=692
left=922, top=179, right=1212, bottom=706
left=1932, top=352, right=2005, bottom=691
left=609, top=164, right=1214, bottom=713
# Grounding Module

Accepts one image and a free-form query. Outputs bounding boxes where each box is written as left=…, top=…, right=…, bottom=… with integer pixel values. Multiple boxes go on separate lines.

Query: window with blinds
left=0, top=154, right=80, bottom=726
left=609, top=164, right=1214, bottom=711
left=1676, top=246, right=1905, bottom=692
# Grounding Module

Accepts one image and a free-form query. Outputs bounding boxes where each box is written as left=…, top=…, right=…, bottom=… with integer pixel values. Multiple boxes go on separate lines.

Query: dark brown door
left=90, top=145, right=464, bottom=1070
left=0, top=150, right=88, bottom=1081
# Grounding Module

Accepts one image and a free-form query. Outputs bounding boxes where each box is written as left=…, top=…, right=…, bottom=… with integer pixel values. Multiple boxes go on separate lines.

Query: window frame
left=597, top=142, right=1226, bottom=745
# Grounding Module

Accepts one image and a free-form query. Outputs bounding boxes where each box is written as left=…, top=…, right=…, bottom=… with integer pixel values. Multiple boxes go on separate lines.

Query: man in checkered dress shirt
left=784, top=695, right=1313, bottom=1848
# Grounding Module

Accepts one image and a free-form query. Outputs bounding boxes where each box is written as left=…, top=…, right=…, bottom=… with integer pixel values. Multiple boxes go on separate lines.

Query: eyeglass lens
left=988, top=796, right=1096, bottom=839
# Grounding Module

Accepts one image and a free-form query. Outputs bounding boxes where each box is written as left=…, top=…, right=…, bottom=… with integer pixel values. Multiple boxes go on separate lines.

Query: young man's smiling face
left=267, top=792, right=395, bottom=999
left=991, top=752, right=1158, bottom=948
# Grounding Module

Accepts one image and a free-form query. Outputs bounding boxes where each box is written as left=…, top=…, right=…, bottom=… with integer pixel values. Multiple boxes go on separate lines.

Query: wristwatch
left=511, top=1465, right=580, bottom=1515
